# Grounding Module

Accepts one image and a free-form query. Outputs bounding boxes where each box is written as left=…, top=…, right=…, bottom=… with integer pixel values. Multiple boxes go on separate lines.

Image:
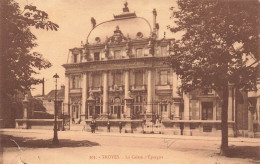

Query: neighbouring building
left=248, top=85, right=260, bottom=137
left=42, top=85, right=65, bottom=117
left=62, top=3, right=250, bottom=136
left=15, top=87, right=65, bottom=130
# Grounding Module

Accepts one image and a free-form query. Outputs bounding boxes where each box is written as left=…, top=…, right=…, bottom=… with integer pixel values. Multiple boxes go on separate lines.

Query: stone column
left=173, top=72, right=181, bottom=120
left=103, top=71, right=108, bottom=117
left=81, top=73, right=87, bottom=124
left=23, top=95, right=29, bottom=119
left=124, top=70, right=130, bottom=115
left=248, top=109, right=254, bottom=137
left=228, top=84, right=233, bottom=121
left=64, top=74, right=70, bottom=115
left=183, top=93, right=191, bottom=135
left=22, top=95, right=29, bottom=129
left=147, top=69, right=153, bottom=117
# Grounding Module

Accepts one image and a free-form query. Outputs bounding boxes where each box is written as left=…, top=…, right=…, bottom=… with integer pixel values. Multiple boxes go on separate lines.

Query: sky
left=17, top=0, right=177, bottom=96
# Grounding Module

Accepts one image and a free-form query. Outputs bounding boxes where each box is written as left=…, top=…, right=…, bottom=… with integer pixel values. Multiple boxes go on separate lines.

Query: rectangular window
left=94, top=52, right=100, bottom=61
left=161, top=46, right=168, bottom=56
left=202, top=102, right=213, bottom=120
left=71, top=75, right=81, bottom=89
left=160, top=104, right=167, bottom=112
left=135, top=71, right=143, bottom=86
left=135, top=96, right=143, bottom=103
left=114, top=50, right=121, bottom=59
left=160, top=71, right=168, bottom=85
left=95, top=106, right=100, bottom=115
left=110, top=106, right=113, bottom=114
left=114, top=72, right=122, bottom=86
left=203, top=125, right=212, bottom=132
left=136, top=48, right=143, bottom=57
left=92, top=74, right=101, bottom=88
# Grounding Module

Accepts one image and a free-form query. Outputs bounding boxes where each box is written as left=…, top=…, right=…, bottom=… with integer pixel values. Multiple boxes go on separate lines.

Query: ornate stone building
left=63, top=4, right=249, bottom=136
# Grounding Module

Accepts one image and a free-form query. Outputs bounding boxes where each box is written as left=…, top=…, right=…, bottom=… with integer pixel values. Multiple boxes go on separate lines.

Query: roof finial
left=123, top=1, right=129, bottom=12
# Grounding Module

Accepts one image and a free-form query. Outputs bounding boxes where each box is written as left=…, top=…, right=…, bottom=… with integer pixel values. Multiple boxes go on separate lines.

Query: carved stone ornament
left=71, top=97, right=81, bottom=104
left=150, top=32, right=157, bottom=40
left=105, top=26, right=129, bottom=44
left=148, top=39, right=154, bottom=55
left=104, top=44, right=109, bottom=58
left=71, top=48, right=82, bottom=55
left=125, top=42, right=131, bottom=56
left=169, top=40, right=175, bottom=52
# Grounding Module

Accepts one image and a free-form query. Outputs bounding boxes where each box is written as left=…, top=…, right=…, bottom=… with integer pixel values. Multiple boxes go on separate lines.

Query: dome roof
left=87, top=14, right=152, bottom=44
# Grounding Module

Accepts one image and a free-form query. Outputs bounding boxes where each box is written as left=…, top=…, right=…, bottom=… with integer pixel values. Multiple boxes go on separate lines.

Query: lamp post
left=52, top=73, right=59, bottom=145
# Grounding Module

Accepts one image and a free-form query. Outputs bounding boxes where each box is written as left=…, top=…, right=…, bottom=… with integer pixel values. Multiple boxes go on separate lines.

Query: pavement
left=1, top=128, right=260, bottom=143
left=1, top=128, right=260, bottom=164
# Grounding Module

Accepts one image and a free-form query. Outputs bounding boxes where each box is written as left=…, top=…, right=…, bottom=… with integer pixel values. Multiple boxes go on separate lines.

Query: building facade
left=63, top=4, right=249, bottom=136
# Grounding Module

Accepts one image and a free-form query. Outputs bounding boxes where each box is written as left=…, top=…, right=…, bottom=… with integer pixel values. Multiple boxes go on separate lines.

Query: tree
left=167, top=0, right=259, bottom=155
left=0, top=0, right=59, bottom=125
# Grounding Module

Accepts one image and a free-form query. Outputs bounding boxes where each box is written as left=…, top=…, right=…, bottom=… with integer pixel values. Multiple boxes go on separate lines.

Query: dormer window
left=95, top=37, right=101, bottom=43
left=136, top=48, right=143, bottom=57
left=94, top=52, right=100, bottom=61
left=161, top=46, right=168, bottom=56
left=136, top=32, right=143, bottom=38
left=73, top=54, right=78, bottom=63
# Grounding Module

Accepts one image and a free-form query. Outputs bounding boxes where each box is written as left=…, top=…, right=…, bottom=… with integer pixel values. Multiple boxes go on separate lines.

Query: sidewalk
left=1, top=128, right=260, bottom=144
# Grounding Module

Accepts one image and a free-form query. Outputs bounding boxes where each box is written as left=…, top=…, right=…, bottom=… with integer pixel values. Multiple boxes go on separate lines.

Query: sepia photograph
left=0, top=0, right=260, bottom=163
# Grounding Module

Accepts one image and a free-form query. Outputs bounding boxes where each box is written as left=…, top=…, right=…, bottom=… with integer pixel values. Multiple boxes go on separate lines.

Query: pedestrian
left=119, top=122, right=122, bottom=133
left=93, top=120, right=96, bottom=133
left=90, top=121, right=94, bottom=133
left=107, top=121, right=111, bottom=133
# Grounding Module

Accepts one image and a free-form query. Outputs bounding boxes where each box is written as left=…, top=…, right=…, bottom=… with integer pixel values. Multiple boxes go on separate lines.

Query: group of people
left=90, top=120, right=123, bottom=133
left=107, top=121, right=123, bottom=133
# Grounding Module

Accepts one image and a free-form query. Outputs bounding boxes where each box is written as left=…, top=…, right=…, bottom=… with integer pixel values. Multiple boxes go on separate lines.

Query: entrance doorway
left=72, top=105, right=80, bottom=123
left=115, top=106, right=121, bottom=119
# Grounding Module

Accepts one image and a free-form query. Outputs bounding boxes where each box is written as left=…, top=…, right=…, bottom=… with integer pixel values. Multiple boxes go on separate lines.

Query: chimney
left=152, top=9, right=157, bottom=34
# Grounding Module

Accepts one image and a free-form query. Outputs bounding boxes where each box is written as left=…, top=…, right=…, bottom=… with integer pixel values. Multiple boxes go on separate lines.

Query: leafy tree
left=168, top=0, right=259, bottom=155
left=0, top=0, right=59, bottom=126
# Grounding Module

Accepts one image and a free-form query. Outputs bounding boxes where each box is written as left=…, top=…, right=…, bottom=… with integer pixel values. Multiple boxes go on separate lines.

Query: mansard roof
left=86, top=4, right=152, bottom=44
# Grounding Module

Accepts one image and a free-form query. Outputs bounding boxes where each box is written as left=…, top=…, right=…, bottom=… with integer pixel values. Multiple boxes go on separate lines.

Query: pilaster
left=146, top=69, right=153, bottom=117
left=124, top=70, right=130, bottom=115
left=64, top=74, right=70, bottom=115
left=81, top=73, right=87, bottom=124
left=103, top=71, right=108, bottom=117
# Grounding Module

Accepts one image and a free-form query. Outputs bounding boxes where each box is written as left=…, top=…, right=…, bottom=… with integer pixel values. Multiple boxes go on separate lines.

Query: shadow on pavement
left=226, top=146, right=260, bottom=160
left=1, top=134, right=100, bottom=148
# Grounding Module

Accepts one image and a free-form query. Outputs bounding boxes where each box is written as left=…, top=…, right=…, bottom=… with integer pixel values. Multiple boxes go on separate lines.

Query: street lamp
left=52, top=73, right=59, bottom=145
